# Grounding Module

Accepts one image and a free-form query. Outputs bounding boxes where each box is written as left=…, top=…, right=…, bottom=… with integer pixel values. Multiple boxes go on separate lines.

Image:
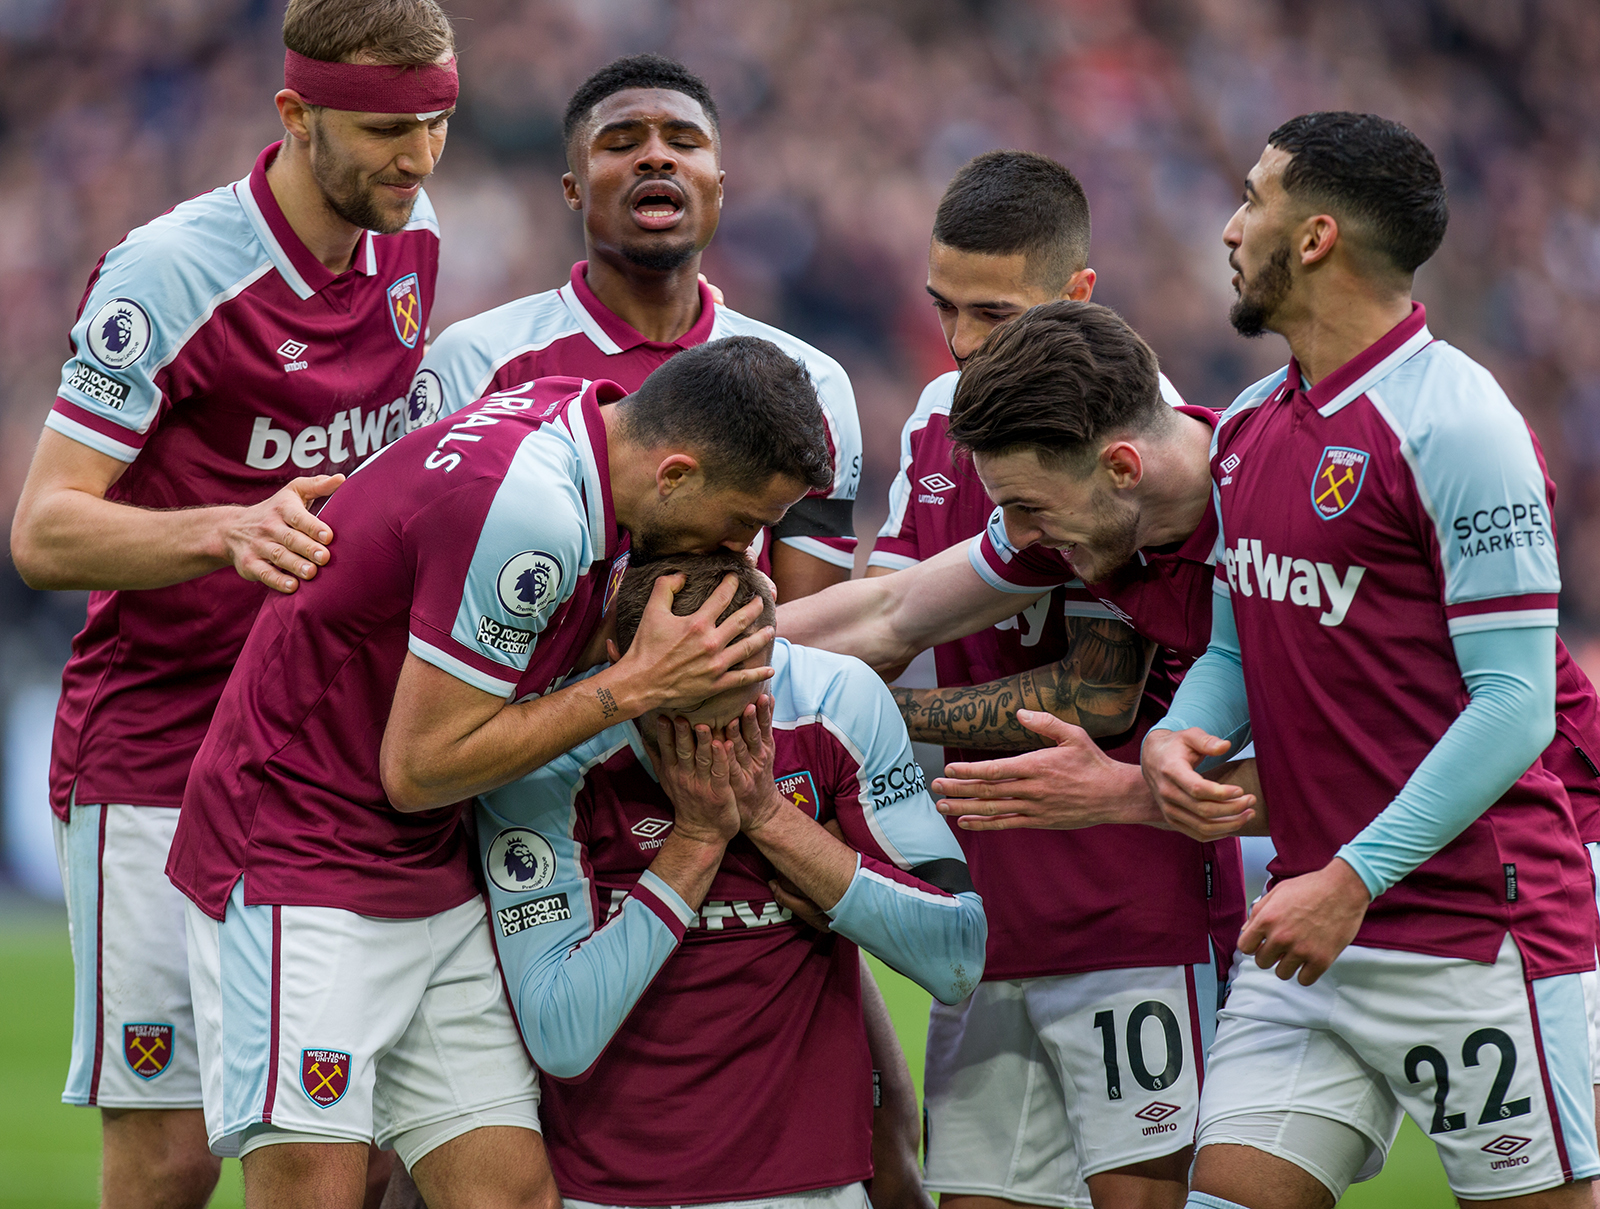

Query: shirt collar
left=234, top=141, right=377, bottom=301
left=557, top=260, right=717, bottom=355
left=1292, top=301, right=1433, bottom=417
left=559, top=379, right=627, bottom=560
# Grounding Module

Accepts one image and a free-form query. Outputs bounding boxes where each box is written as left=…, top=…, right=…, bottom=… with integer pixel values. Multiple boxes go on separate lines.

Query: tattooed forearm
left=893, top=617, right=1155, bottom=750
left=597, top=686, right=619, bottom=721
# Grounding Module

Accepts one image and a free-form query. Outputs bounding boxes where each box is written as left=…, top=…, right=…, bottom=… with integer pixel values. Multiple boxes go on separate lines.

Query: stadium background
left=3, top=0, right=1598, bottom=1203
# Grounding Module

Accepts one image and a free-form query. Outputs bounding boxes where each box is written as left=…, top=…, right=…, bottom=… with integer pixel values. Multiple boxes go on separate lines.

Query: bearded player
left=1144, top=112, right=1597, bottom=1209
left=8, top=2, right=454, bottom=1204
left=404, top=53, right=861, bottom=606
left=838, top=152, right=1242, bottom=1209
left=477, top=550, right=985, bottom=1208
left=167, top=338, right=831, bottom=1208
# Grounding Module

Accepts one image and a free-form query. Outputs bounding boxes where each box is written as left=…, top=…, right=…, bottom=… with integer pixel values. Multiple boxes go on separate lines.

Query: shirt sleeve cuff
left=631, top=869, right=696, bottom=938
left=1333, top=844, right=1389, bottom=899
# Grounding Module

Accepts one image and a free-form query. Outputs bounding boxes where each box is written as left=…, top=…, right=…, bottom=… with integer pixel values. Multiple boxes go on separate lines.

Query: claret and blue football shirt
left=47, top=141, right=438, bottom=817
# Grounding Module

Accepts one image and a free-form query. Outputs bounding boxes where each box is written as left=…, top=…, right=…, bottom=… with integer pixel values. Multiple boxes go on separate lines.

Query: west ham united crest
left=1311, top=446, right=1369, bottom=520
left=123, top=1023, right=173, bottom=1079
left=775, top=770, right=821, bottom=819
left=387, top=273, right=422, bottom=348
left=301, top=1048, right=351, bottom=1107
left=602, top=551, right=631, bottom=616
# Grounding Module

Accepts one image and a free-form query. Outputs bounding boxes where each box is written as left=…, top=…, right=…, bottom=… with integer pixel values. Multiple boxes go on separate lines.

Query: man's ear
left=1298, top=213, right=1339, bottom=267
left=275, top=90, right=313, bottom=144
left=1062, top=266, right=1097, bottom=302
left=1101, top=440, right=1144, bottom=489
left=562, top=171, right=583, bottom=214
left=655, top=453, right=701, bottom=498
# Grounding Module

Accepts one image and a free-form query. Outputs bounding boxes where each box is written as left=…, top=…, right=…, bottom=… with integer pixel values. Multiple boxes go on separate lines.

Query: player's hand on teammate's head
left=616, top=572, right=775, bottom=713
left=645, top=713, right=740, bottom=846
left=1140, top=727, right=1256, bottom=842
left=227, top=474, right=345, bottom=595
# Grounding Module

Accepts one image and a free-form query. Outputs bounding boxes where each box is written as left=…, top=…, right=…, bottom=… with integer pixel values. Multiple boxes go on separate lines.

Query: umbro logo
left=1482, top=1136, right=1530, bottom=1156
left=1134, top=1101, right=1180, bottom=1123
left=1219, top=452, right=1241, bottom=485
left=917, top=472, right=955, bottom=505
left=277, top=339, right=309, bottom=373
left=631, top=817, right=672, bottom=849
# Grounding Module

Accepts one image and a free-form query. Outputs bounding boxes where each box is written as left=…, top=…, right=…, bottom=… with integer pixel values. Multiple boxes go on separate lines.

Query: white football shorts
left=185, top=881, right=540, bottom=1165
left=1588, top=842, right=1600, bottom=1085
left=923, top=954, right=1221, bottom=1207
left=564, top=1180, right=868, bottom=1209
left=1198, top=934, right=1600, bottom=1202
left=55, top=802, right=203, bottom=1109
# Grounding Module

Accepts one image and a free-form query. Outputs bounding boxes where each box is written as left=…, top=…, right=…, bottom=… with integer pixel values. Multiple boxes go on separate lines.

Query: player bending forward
left=479, top=550, right=986, bottom=1208
left=1145, top=112, right=1599, bottom=1209
left=166, top=338, right=832, bottom=1209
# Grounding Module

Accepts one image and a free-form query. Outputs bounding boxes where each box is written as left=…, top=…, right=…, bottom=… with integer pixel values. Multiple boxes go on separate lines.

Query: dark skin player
left=559, top=87, right=928, bottom=1209
left=563, top=86, right=847, bottom=604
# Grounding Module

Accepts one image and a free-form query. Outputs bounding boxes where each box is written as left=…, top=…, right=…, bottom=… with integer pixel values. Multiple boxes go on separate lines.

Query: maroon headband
left=284, top=49, right=458, bottom=117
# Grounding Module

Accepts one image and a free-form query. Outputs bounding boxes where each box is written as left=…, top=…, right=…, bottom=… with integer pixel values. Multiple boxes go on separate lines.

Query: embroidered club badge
left=1311, top=446, right=1369, bottom=520
left=387, top=273, right=422, bottom=348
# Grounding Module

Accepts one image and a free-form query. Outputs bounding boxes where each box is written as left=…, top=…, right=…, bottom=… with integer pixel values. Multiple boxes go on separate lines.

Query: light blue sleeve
left=1375, top=350, right=1560, bottom=623
left=810, top=651, right=987, bottom=1004
left=1336, top=626, right=1557, bottom=898
left=477, top=733, right=695, bottom=1080
left=406, top=319, right=500, bottom=431
left=1151, top=587, right=1252, bottom=756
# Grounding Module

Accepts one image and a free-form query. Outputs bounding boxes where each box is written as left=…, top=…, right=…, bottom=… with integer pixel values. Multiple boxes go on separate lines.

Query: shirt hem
left=554, top=1167, right=875, bottom=1207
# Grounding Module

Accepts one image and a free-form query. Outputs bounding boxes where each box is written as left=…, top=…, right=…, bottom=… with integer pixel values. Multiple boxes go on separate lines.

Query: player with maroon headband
left=478, top=551, right=986, bottom=1208
left=841, top=151, right=1244, bottom=1209
left=7, top=1, right=453, bottom=1204
left=1141, top=112, right=1598, bottom=1208
left=166, top=337, right=831, bottom=1209
left=404, top=54, right=862, bottom=607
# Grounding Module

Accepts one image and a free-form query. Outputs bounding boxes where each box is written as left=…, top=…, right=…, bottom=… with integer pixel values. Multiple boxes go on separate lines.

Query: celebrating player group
left=12, top=1, right=1600, bottom=1208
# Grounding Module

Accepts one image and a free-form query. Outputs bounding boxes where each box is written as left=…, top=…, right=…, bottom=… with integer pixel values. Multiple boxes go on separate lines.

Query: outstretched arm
left=892, top=617, right=1155, bottom=749
left=777, top=540, right=1045, bottom=676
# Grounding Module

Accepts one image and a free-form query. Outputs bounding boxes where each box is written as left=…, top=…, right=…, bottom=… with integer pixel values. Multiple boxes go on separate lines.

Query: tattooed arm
left=892, top=618, right=1155, bottom=750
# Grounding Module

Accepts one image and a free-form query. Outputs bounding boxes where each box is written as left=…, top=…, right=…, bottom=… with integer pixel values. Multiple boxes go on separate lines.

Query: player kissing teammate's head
left=562, top=55, right=724, bottom=274
left=279, top=0, right=457, bottom=234
left=616, top=335, right=833, bottom=561
left=928, top=150, right=1094, bottom=364
left=947, top=300, right=1175, bottom=583
left=1226, top=111, right=1448, bottom=337
left=613, top=549, right=777, bottom=728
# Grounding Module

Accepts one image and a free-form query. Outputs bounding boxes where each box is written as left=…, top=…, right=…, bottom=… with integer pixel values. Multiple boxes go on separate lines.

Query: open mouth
left=629, top=179, right=686, bottom=230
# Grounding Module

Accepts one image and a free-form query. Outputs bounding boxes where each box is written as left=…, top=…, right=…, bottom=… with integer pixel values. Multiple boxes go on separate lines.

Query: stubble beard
left=619, top=236, right=700, bottom=274
left=1228, top=243, right=1293, bottom=338
left=1069, top=495, right=1142, bottom=584
left=310, top=128, right=419, bottom=236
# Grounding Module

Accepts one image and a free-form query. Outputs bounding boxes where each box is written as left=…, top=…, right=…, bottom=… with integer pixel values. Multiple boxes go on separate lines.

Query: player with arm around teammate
left=405, top=53, right=862, bottom=605
left=164, top=337, right=833, bottom=1209
left=478, top=549, right=986, bottom=1208
left=7, top=2, right=455, bottom=1204
left=854, top=152, right=1242, bottom=1209
left=1142, top=112, right=1598, bottom=1209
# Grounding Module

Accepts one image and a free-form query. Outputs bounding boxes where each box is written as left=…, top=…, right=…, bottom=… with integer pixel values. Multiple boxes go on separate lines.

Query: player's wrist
left=738, top=784, right=790, bottom=837
left=202, top=503, right=247, bottom=566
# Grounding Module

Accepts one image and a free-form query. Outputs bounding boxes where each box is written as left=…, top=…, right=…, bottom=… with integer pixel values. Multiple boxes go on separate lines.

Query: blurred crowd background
left=3, top=0, right=1600, bottom=889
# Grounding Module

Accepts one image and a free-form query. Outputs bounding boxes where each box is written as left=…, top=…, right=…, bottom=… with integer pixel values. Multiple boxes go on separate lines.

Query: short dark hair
left=613, top=549, right=776, bottom=654
left=1267, top=112, right=1448, bottom=275
left=932, top=151, right=1091, bottom=291
left=948, top=300, right=1166, bottom=475
left=620, top=336, right=833, bottom=494
left=283, top=0, right=454, bottom=65
left=563, top=54, right=720, bottom=163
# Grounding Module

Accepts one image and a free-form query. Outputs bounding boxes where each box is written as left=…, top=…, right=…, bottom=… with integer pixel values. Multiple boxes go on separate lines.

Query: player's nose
left=634, top=132, right=677, bottom=173
left=951, top=317, right=989, bottom=362
left=1222, top=207, right=1245, bottom=249
left=395, top=126, right=437, bottom=177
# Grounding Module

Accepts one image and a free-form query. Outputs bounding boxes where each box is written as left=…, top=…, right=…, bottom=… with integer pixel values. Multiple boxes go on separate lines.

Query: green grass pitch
left=0, top=912, right=1454, bottom=1206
